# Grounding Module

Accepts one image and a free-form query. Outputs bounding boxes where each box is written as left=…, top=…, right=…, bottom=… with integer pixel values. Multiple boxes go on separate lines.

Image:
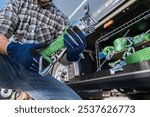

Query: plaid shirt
left=0, top=0, right=69, bottom=43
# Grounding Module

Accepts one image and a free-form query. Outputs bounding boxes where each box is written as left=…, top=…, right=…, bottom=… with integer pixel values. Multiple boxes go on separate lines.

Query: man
left=0, top=0, right=86, bottom=100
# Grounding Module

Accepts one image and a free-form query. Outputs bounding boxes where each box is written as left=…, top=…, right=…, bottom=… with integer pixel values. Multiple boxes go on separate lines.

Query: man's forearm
left=0, top=34, right=9, bottom=55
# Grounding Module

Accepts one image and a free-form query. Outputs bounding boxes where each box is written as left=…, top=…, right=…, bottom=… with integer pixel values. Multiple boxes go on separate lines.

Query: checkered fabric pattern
left=0, top=0, right=69, bottom=43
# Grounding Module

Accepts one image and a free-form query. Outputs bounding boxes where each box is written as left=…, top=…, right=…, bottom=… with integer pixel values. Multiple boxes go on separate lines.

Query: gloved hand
left=64, top=26, right=86, bottom=62
left=6, top=41, right=49, bottom=72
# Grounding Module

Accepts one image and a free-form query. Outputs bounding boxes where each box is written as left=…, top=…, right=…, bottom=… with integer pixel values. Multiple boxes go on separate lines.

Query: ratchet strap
left=132, top=33, right=150, bottom=45
left=125, top=47, right=150, bottom=64
left=132, top=33, right=144, bottom=45
left=98, top=46, right=115, bottom=59
left=143, top=33, right=150, bottom=41
left=99, top=32, right=150, bottom=59
left=113, top=33, right=150, bottom=52
left=109, top=60, right=126, bottom=75
left=113, top=37, right=132, bottom=52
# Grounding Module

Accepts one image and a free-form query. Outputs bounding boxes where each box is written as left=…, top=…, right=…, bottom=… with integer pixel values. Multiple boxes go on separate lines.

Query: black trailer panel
left=68, top=61, right=150, bottom=91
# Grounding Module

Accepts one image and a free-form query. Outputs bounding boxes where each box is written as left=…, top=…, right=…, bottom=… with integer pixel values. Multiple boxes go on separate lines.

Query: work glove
left=6, top=41, right=49, bottom=72
left=64, top=26, right=86, bottom=62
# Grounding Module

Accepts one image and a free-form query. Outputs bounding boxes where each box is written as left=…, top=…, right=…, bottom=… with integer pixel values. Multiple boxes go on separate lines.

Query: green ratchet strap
left=113, top=37, right=132, bottom=52
left=98, top=46, right=115, bottom=59
left=113, top=38, right=127, bottom=52
left=40, top=29, right=67, bottom=63
left=38, top=28, right=67, bottom=76
left=113, top=33, right=150, bottom=52
left=108, top=59, right=122, bottom=68
left=143, top=33, right=150, bottom=41
left=132, top=33, right=150, bottom=45
left=98, top=32, right=150, bottom=60
left=125, top=47, right=150, bottom=64
left=132, top=33, right=144, bottom=45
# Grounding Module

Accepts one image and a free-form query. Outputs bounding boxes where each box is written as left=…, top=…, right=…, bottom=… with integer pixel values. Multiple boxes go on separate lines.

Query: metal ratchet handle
left=39, top=48, right=67, bottom=76
left=125, top=37, right=133, bottom=47
left=38, top=56, right=53, bottom=76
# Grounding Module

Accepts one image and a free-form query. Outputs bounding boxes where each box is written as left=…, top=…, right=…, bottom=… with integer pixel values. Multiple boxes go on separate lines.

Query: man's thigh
left=0, top=55, right=22, bottom=89
left=16, top=69, right=82, bottom=100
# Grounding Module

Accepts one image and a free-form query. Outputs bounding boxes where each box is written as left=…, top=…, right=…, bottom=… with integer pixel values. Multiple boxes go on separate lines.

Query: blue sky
left=0, top=0, right=9, bottom=10
left=0, top=0, right=83, bottom=21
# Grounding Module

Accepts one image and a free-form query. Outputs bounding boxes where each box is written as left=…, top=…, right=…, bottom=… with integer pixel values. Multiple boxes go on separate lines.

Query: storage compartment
left=95, top=9, right=150, bottom=74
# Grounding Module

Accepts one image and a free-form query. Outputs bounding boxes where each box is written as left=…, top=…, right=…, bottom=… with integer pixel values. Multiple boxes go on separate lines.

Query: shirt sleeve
left=0, top=0, right=21, bottom=39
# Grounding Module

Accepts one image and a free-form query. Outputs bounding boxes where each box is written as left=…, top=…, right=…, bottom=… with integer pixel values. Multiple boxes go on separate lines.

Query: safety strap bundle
left=125, top=47, right=150, bottom=64
left=98, top=32, right=150, bottom=60
left=132, top=33, right=150, bottom=45
left=113, top=33, right=150, bottom=52
left=98, top=32, right=150, bottom=74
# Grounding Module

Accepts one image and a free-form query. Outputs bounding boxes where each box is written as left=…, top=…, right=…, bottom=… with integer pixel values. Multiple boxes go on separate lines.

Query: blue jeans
left=0, top=55, right=81, bottom=100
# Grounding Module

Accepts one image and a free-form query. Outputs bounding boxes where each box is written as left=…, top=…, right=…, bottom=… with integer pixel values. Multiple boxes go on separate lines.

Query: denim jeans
left=0, top=55, right=81, bottom=100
